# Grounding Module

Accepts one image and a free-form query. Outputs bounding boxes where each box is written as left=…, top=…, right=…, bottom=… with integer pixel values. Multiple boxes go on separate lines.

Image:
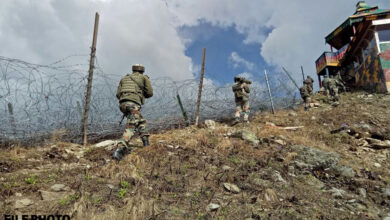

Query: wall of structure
left=379, top=42, right=390, bottom=92
left=349, top=37, right=388, bottom=93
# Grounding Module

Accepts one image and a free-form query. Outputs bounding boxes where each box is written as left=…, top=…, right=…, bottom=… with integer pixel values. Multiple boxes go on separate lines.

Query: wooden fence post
left=82, top=12, right=99, bottom=146
left=195, top=48, right=206, bottom=126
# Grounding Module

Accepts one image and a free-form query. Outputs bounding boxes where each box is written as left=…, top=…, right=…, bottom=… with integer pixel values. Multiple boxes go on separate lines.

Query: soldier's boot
left=141, top=135, right=150, bottom=147
left=112, top=148, right=124, bottom=161
left=113, top=140, right=129, bottom=161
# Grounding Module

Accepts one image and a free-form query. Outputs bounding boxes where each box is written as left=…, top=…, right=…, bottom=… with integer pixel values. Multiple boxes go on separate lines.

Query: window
left=378, top=29, right=390, bottom=42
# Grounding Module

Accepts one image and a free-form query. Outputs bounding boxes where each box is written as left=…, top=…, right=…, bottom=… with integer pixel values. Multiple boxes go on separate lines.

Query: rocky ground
left=1, top=91, right=390, bottom=219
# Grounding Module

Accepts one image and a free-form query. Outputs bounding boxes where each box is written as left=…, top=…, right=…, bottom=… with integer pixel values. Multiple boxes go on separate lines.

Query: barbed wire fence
left=0, top=55, right=300, bottom=146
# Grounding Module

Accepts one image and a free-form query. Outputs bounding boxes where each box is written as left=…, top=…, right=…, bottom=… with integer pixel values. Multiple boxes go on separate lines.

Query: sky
left=1, top=0, right=390, bottom=87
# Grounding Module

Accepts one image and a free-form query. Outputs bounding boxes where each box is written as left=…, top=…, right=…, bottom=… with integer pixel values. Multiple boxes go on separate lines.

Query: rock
left=207, top=203, right=220, bottom=211
left=382, top=187, right=390, bottom=199
left=335, top=166, right=355, bottom=178
left=107, top=184, right=115, bottom=190
left=95, top=140, right=116, bottom=148
left=205, top=120, right=216, bottom=129
left=264, top=188, right=278, bottom=202
left=311, top=116, right=316, bottom=120
left=0, top=177, right=5, bottom=181
left=231, top=130, right=259, bottom=145
left=265, top=122, right=276, bottom=127
left=50, top=184, right=68, bottom=192
left=222, top=165, right=231, bottom=171
left=39, top=190, right=72, bottom=201
left=288, top=112, right=297, bottom=117
left=252, top=178, right=271, bottom=187
left=15, top=198, right=33, bottom=209
left=15, top=193, right=22, bottom=197
left=223, top=183, right=241, bottom=193
left=374, top=163, right=382, bottom=168
left=299, top=175, right=325, bottom=189
left=277, top=135, right=287, bottom=140
left=328, top=187, right=346, bottom=199
left=274, top=139, right=286, bottom=146
left=271, top=171, right=286, bottom=183
left=358, top=188, right=367, bottom=198
left=291, top=145, right=339, bottom=171
left=166, top=145, right=174, bottom=149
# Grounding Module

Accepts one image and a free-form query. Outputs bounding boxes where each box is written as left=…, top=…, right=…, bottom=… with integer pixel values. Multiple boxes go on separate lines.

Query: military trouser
left=118, top=101, right=149, bottom=149
left=326, top=87, right=339, bottom=102
left=235, top=99, right=250, bottom=122
left=302, top=96, right=311, bottom=110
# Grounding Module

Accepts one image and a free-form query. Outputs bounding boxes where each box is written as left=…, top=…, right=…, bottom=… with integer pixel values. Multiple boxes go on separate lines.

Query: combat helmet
left=234, top=76, right=242, bottom=82
left=132, top=64, right=145, bottom=73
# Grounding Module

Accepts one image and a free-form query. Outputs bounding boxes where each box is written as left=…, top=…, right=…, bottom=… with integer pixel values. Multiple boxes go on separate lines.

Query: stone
left=223, top=183, right=241, bottom=193
left=299, top=175, right=325, bottom=189
left=205, top=120, right=216, bottom=129
left=264, top=188, right=278, bottom=202
left=39, top=190, right=71, bottom=201
left=166, top=145, right=174, bottom=149
left=274, top=139, right=286, bottom=146
left=382, top=187, right=390, bottom=199
left=271, top=171, right=286, bottom=183
left=288, top=112, right=297, bottom=117
left=207, top=203, right=220, bottom=211
left=311, top=116, right=316, bottom=120
left=50, top=184, right=67, bottom=192
left=15, top=193, right=22, bottom=197
left=328, top=187, right=345, bottom=199
left=374, top=163, right=382, bottom=168
left=222, top=165, right=232, bottom=171
left=265, top=122, right=276, bottom=127
left=277, top=135, right=287, bottom=140
left=358, top=188, right=367, bottom=198
left=335, top=166, right=355, bottom=178
left=95, top=140, right=116, bottom=148
left=107, top=184, right=115, bottom=190
left=14, top=198, right=33, bottom=209
left=291, top=145, right=339, bottom=171
left=231, top=130, right=259, bottom=145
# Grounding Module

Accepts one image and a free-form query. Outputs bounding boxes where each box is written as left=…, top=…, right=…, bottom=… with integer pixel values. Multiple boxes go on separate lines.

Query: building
left=315, top=1, right=390, bottom=93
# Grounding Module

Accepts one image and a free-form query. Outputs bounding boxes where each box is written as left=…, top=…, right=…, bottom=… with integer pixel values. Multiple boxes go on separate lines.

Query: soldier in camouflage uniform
left=232, top=76, right=251, bottom=125
left=299, top=83, right=311, bottom=111
left=303, top=76, right=314, bottom=95
left=113, top=64, right=153, bottom=161
left=322, top=75, right=342, bottom=104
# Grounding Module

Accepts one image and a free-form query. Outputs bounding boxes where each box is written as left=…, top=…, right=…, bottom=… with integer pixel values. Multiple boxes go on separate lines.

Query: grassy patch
left=24, top=174, right=37, bottom=185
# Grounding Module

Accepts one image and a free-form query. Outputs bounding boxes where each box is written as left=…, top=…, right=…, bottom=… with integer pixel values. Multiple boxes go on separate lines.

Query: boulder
left=291, top=145, right=339, bottom=171
left=232, top=130, right=259, bottom=145
left=335, top=166, right=356, bottom=178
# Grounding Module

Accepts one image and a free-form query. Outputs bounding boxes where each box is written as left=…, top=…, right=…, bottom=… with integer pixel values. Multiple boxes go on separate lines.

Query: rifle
left=119, top=114, right=125, bottom=125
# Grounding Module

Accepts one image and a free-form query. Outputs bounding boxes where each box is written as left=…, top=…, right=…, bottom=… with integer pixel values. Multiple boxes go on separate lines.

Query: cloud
left=229, top=52, right=255, bottom=70
left=1, top=0, right=389, bottom=85
left=0, top=0, right=194, bottom=81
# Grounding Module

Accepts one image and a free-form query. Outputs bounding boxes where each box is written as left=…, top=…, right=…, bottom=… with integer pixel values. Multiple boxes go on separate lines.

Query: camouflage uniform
left=232, top=77, right=250, bottom=124
left=323, top=77, right=341, bottom=103
left=113, top=64, right=153, bottom=160
left=303, top=76, right=314, bottom=95
left=299, top=84, right=311, bottom=111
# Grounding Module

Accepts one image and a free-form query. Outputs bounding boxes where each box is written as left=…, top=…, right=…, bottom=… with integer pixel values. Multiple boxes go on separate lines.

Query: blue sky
left=179, top=22, right=273, bottom=85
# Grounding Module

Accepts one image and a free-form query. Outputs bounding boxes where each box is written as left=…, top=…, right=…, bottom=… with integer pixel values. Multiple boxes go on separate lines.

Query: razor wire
left=0, top=55, right=299, bottom=144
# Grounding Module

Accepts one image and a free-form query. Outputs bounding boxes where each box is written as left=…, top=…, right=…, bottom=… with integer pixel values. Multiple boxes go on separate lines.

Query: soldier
left=323, top=75, right=342, bottom=104
left=232, top=76, right=251, bottom=125
left=113, top=64, right=153, bottom=161
left=299, top=83, right=311, bottom=111
left=303, top=76, right=314, bottom=95
left=335, top=73, right=347, bottom=92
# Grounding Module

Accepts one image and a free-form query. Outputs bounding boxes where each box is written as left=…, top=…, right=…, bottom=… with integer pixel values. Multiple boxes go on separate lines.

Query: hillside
left=1, top=91, right=390, bottom=219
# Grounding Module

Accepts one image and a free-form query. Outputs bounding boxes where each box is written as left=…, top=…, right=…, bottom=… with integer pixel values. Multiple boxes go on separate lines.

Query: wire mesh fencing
left=0, top=55, right=299, bottom=146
